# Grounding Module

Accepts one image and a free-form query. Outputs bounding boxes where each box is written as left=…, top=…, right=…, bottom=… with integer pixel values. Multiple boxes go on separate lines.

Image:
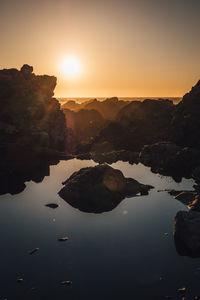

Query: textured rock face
left=62, top=108, right=107, bottom=153
left=171, top=80, right=200, bottom=148
left=58, top=164, right=153, bottom=213
left=174, top=210, right=200, bottom=257
left=91, top=99, right=174, bottom=152
left=62, top=97, right=129, bottom=120
left=0, top=64, right=66, bottom=151
left=139, top=142, right=200, bottom=180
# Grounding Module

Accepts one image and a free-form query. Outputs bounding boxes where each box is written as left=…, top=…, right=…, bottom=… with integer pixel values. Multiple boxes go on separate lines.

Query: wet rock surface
left=58, top=164, right=153, bottom=213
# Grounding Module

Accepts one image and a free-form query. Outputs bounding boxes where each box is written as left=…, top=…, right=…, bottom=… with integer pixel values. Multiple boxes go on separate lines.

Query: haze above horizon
left=1, top=0, right=200, bottom=97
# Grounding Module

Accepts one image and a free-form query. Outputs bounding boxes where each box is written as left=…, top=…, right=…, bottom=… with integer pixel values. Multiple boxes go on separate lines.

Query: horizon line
left=56, top=95, right=182, bottom=98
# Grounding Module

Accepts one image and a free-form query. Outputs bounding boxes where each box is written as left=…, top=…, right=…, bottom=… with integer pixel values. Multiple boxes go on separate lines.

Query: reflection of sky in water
left=0, top=159, right=199, bottom=300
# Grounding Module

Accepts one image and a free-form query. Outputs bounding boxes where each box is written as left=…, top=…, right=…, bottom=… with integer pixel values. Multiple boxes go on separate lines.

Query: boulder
left=58, top=164, right=153, bottom=213
left=140, top=142, right=200, bottom=180
left=0, top=65, right=66, bottom=151
left=174, top=210, right=200, bottom=257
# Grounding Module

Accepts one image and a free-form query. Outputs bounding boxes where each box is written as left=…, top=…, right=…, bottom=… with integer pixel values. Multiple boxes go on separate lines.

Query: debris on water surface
left=57, top=237, right=69, bottom=242
left=178, top=287, right=186, bottom=293
left=29, top=247, right=39, bottom=255
left=61, top=280, right=72, bottom=285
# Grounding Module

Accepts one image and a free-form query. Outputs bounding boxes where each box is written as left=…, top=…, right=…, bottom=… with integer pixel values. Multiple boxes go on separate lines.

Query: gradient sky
left=1, top=0, right=200, bottom=97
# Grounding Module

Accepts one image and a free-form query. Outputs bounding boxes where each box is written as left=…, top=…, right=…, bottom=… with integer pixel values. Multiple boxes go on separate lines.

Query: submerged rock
left=174, top=210, right=200, bottom=257
left=58, top=164, right=153, bottom=213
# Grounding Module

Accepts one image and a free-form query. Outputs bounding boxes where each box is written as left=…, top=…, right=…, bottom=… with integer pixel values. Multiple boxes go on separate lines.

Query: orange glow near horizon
left=1, top=0, right=200, bottom=98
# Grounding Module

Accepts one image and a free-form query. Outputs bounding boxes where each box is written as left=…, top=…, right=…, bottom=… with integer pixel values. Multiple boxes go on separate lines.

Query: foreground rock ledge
left=174, top=210, right=200, bottom=257
left=58, top=164, right=153, bottom=213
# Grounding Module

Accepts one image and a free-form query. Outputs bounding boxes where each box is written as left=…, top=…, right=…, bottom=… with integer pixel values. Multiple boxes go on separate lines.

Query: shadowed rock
left=140, top=142, right=200, bottom=181
left=58, top=164, right=153, bottom=213
left=174, top=210, right=200, bottom=257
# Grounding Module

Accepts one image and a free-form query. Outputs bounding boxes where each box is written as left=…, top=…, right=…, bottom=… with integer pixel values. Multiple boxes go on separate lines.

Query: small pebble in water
left=61, top=280, right=72, bottom=285
left=29, top=247, right=39, bottom=255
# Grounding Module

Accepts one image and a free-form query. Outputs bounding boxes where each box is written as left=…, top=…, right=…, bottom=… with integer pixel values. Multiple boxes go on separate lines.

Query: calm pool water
left=0, top=159, right=199, bottom=300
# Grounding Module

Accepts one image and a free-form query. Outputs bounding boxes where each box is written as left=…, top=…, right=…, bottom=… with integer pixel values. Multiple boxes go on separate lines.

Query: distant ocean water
left=57, top=97, right=182, bottom=104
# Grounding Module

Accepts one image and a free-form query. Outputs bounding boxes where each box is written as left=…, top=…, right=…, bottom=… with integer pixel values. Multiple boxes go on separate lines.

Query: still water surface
left=0, top=159, right=199, bottom=300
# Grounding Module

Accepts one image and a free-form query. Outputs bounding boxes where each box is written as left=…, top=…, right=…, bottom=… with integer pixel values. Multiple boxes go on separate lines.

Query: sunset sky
left=1, top=0, right=200, bottom=97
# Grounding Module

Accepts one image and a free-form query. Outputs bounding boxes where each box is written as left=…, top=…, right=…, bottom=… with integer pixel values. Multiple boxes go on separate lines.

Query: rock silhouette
left=0, top=65, right=67, bottom=195
left=174, top=210, right=200, bottom=257
left=0, top=64, right=66, bottom=151
left=58, top=164, right=153, bottom=213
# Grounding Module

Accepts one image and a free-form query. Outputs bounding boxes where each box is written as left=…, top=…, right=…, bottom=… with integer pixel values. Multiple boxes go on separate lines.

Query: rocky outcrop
left=58, top=164, right=153, bottom=213
left=90, top=150, right=139, bottom=164
left=62, top=97, right=129, bottom=120
left=171, top=80, right=200, bottom=148
left=83, top=97, right=129, bottom=120
left=139, top=142, right=200, bottom=181
left=90, top=99, right=174, bottom=152
left=62, top=108, right=107, bottom=153
left=0, top=65, right=67, bottom=195
left=0, top=64, right=66, bottom=151
left=174, top=210, right=200, bottom=257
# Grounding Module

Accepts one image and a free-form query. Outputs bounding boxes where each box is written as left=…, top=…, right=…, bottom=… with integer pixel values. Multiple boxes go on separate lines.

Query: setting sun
left=60, top=57, right=82, bottom=78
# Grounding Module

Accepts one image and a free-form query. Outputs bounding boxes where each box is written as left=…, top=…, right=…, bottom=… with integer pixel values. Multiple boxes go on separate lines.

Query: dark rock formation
left=83, top=97, right=129, bottom=120
left=171, top=80, right=200, bottom=149
left=58, top=164, right=153, bottom=213
left=62, top=108, right=107, bottom=153
left=139, top=142, right=200, bottom=181
left=0, top=64, right=66, bottom=151
left=62, top=97, right=129, bottom=120
left=90, top=150, right=139, bottom=165
left=174, top=210, right=200, bottom=257
left=90, top=99, right=174, bottom=152
left=0, top=65, right=67, bottom=195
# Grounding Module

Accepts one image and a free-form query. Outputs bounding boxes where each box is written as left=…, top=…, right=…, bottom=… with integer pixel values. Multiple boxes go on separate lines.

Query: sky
left=0, top=0, right=200, bottom=97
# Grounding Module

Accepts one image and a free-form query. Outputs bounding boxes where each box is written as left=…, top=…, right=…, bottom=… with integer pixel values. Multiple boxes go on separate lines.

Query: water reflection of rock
left=0, top=146, right=60, bottom=195
left=58, top=164, right=153, bottom=213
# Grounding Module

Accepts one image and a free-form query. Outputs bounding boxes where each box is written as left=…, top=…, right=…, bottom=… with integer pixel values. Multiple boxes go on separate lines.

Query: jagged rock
left=0, top=65, right=66, bottom=151
left=62, top=108, right=107, bottom=152
left=171, top=80, right=200, bottom=148
left=58, top=164, right=153, bottom=213
left=90, top=98, right=174, bottom=152
left=174, top=210, right=200, bottom=257
left=139, top=142, right=200, bottom=180
left=20, top=64, right=33, bottom=74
